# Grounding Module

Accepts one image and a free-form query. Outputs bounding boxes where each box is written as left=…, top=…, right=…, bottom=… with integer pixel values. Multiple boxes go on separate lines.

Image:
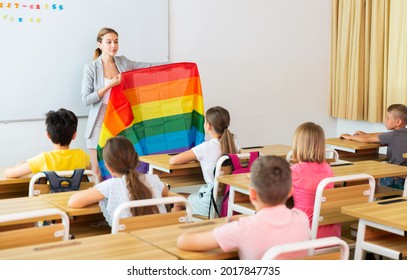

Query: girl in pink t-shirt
left=290, top=122, right=341, bottom=238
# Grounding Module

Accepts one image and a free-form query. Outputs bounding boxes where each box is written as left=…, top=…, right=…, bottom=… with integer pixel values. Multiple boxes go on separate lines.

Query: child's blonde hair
left=292, top=122, right=326, bottom=163
left=205, top=106, right=238, bottom=154
left=103, top=136, right=159, bottom=216
left=387, top=104, right=407, bottom=124
left=250, top=156, right=292, bottom=205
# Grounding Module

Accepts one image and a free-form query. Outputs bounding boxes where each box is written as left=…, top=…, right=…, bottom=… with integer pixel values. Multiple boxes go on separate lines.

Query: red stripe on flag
left=120, top=62, right=200, bottom=89
left=104, top=89, right=134, bottom=135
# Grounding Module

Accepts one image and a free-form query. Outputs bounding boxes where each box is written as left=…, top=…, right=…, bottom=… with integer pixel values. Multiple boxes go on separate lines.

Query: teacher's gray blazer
left=81, top=55, right=162, bottom=142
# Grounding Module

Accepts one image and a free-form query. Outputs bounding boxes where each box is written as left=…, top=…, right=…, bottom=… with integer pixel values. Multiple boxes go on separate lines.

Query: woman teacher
left=81, top=27, right=165, bottom=181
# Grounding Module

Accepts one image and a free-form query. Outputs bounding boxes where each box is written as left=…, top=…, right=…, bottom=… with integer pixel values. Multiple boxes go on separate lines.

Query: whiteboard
left=0, top=0, right=168, bottom=121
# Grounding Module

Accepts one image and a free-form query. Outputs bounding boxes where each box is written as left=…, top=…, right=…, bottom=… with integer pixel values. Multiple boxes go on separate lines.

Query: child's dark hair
left=250, top=156, right=292, bottom=205
left=45, top=108, right=78, bottom=146
left=205, top=106, right=238, bottom=154
left=103, top=136, right=159, bottom=216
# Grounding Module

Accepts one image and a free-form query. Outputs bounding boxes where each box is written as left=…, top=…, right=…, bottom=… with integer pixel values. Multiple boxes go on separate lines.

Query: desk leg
left=227, top=187, right=236, bottom=219
left=147, top=164, right=170, bottom=174
left=354, top=219, right=367, bottom=260
left=356, top=219, right=405, bottom=260
left=148, top=164, right=154, bottom=175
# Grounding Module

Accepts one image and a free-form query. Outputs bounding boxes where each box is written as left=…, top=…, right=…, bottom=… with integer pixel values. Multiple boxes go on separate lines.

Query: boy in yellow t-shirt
left=5, top=108, right=91, bottom=178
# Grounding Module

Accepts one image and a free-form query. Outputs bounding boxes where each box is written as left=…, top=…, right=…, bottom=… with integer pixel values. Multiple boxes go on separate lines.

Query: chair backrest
left=310, top=173, right=376, bottom=240
left=286, top=148, right=339, bottom=164
left=0, top=208, right=70, bottom=250
left=211, top=152, right=259, bottom=219
left=261, top=236, right=350, bottom=260
left=29, top=169, right=99, bottom=197
left=111, top=196, right=193, bottom=234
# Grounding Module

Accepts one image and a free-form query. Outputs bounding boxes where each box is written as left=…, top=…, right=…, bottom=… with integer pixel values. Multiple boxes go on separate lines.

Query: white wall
left=1, top=0, right=385, bottom=167
left=0, top=0, right=169, bottom=121
left=336, top=119, right=385, bottom=135
left=169, top=0, right=336, bottom=148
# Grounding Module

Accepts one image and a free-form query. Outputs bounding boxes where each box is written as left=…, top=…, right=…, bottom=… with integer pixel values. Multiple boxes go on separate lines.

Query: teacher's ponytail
left=93, top=48, right=102, bottom=60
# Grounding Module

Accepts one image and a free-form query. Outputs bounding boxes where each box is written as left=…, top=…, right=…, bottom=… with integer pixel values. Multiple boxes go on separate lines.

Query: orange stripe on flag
left=122, top=77, right=202, bottom=105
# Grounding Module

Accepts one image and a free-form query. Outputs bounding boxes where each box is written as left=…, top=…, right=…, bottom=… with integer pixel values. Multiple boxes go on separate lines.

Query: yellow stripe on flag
left=98, top=123, right=115, bottom=148
left=131, top=94, right=204, bottom=125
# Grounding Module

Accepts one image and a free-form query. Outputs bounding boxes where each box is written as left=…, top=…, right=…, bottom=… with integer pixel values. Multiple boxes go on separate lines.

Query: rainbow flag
left=97, top=62, right=205, bottom=179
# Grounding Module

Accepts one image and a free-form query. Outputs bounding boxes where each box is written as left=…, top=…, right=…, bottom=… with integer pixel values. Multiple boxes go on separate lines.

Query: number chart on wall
left=0, top=0, right=168, bottom=121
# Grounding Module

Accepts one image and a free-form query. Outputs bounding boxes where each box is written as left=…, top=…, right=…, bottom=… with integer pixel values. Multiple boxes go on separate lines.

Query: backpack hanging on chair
left=36, top=169, right=86, bottom=228
left=219, top=151, right=259, bottom=217
left=42, top=169, right=86, bottom=193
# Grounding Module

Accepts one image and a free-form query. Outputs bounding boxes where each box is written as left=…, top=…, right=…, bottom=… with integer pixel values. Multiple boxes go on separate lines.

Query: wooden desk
left=140, top=154, right=205, bottom=189
left=218, top=160, right=407, bottom=192
left=40, top=192, right=116, bottom=238
left=131, top=218, right=238, bottom=260
left=0, top=168, right=31, bottom=199
left=140, top=144, right=292, bottom=174
left=374, top=185, right=403, bottom=199
left=0, top=193, right=107, bottom=238
left=0, top=232, right=177, bottom=260
left=140, top=154, right=200, bottom=174
left=332, top=160, right=407, bottom=178
left=139, top=145, right=291, bottom=189
left=217, top=173, right=254, bottom=217
left=341, top=197, right=407, bottom=259
left=326, top=137, right=383, bottom=152
left=240, top=144, right=291, bottom=157
left=0, top=196, right=59, bottom=227
left=326, top=138, right=386, bottom=162
left=39, top=191, right=101, bottom=217
left=217, top=160, right=407, bottom=218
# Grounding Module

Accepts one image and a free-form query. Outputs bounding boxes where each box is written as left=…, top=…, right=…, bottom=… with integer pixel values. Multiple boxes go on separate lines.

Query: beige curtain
left=386, top=1, right=407, bottom=107
left=330, top=0, right=407, bottom=122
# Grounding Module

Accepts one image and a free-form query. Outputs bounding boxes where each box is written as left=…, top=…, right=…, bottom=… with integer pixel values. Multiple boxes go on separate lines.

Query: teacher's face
left=98, top=32, right=119, bottom=57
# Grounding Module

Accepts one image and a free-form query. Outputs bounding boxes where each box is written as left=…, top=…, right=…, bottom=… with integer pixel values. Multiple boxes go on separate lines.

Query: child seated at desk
left=291, top=122, right=341, bottom=238
left=177, top=156, right=310, bottom=260
left=68, top=136, right=169, bottom=226
left=5, top=108, right=91, bottom=178
left=340, top=104, right=407, bottom=190
left=169, top=106, right=240, bottom=217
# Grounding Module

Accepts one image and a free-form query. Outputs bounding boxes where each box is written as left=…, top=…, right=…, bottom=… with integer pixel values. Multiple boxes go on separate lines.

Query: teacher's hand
left=111, top=73, right=122, bottom=87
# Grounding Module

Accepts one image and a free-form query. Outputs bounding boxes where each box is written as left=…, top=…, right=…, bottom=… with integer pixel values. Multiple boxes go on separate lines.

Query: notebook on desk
left=330, top=159, right=353, bottom=167
left=241, top=146, right=264, bottom=149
